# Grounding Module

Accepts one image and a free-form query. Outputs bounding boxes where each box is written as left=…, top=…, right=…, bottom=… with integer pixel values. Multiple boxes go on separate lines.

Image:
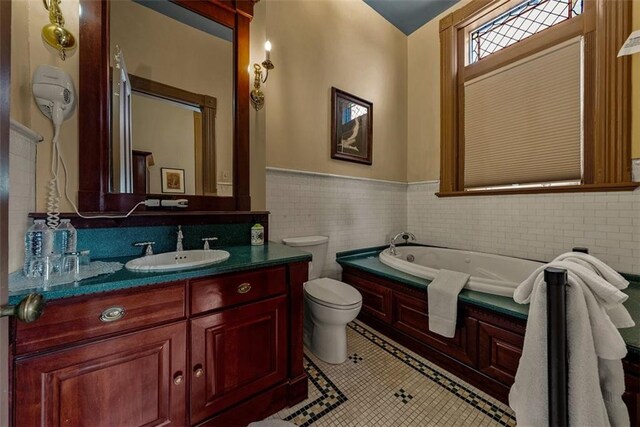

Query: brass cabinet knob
left=173, top=373, right=184, bottom=386
left=194, top=368, right=204, bottom=378
left=0, top=293, right=45, bottom=323
left=99, top=306, right=126, bottom=323
left=237, top=283, right=251, bottom=294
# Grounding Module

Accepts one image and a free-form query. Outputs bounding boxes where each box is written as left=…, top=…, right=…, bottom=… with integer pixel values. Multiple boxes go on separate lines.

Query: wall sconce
left=41, top=0, right=77, bottom=60
left=250, top=41, right=274, bottom=111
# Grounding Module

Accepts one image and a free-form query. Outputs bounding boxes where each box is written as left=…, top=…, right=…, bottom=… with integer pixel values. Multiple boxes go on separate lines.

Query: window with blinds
left=463, top=37, right=582, bottom=189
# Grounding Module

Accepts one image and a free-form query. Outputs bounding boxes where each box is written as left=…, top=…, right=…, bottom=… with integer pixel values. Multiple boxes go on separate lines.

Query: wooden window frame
left=438, top=0, right=636, bottom=197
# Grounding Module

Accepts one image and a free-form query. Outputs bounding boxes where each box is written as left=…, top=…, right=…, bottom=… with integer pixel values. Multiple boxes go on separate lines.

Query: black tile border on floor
left=283, top=356, right=348, bottom=427
left=348, top=321, right=517, bottom=426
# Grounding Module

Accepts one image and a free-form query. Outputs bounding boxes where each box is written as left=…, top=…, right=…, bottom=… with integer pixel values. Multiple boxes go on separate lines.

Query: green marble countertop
left=336, top=248, right=640, bottom=355
left=9, top=243, right=311, bottom=305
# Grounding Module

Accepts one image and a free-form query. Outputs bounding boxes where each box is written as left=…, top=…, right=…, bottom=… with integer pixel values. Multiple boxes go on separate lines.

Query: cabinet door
left=343, top=272, right=393, bottom=323
left=393, top=292, right=477, bottom=366
left=190, top=296, right=287, bottom=424
left=15, top=322, right=187, bottom=427
left=477, top=320, right=524, bottom=386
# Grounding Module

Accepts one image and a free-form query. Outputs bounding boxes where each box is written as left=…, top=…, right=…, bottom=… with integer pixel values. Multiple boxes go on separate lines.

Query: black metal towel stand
left=545, top=247, right=588, bottom=427
left=545, top=267, right=569, bottom=427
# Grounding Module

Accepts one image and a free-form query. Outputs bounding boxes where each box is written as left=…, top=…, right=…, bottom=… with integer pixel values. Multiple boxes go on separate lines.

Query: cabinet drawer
left=15, top=282, right=186, bottom=355
left=190, top=266, right=286, bottom=315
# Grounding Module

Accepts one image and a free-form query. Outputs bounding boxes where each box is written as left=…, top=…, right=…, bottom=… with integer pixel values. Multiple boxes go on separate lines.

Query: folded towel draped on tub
left=427, top=269, right=470, bottom=338
left=509, top=255, right=634, bottom=427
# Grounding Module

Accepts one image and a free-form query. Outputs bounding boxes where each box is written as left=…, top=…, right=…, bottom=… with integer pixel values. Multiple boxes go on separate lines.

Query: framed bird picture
left=331, top=87, right=373, bottom=165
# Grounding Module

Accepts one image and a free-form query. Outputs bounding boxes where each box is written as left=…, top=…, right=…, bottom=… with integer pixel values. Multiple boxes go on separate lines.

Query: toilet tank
left=282, top=236, right=329, bottom=280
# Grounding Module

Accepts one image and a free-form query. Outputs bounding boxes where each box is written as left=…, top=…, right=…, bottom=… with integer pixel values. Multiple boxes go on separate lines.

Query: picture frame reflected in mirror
left=161, top=168, right=186, bottom=194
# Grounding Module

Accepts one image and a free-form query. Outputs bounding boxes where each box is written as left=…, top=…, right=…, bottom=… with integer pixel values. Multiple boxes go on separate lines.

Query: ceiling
left=363, top=0, right=462, bottom=35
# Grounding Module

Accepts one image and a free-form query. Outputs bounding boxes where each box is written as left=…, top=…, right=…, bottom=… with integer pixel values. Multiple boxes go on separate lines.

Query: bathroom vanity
left=9, top=244, right=311, bottom=426
left=337, top=247, right=640, bottom=426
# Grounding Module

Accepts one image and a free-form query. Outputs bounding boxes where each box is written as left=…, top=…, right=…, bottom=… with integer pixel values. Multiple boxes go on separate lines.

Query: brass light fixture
left=250, top=41, right=274, bottom=111
left=41, top=0, right=77, bottom=60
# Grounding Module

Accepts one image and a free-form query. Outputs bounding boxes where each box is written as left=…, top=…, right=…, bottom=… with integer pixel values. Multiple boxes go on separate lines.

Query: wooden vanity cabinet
left=11, top=262, right=309, bottom=427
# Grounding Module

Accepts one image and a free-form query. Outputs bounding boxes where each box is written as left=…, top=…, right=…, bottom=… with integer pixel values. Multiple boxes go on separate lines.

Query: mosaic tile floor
left=268, top=321, right=517, bottom=427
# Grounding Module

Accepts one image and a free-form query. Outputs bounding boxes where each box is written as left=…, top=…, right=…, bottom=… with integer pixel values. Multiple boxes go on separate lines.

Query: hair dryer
left=32, top=64, right=77, bottom=229
left=32, top=64, right=76, bottom=137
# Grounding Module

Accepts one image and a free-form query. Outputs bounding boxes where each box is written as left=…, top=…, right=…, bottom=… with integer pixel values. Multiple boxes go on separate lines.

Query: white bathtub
left=379, top=246, right=543, bottom=297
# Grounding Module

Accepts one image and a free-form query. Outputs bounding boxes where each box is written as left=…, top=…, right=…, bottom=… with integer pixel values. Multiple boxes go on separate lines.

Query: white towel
left=510, top=260, right=633, bottom=427
left=428, top=269, right=470, bottom=338
left=553, top=252, right=635, bottom=329
left=554, top=252, right=630, bottom=290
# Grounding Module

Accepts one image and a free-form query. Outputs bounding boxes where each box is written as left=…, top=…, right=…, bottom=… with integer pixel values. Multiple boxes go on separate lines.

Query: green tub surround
left=9, top=243, right=311, bottom=305
left=336, top=247, right=640, bottom=355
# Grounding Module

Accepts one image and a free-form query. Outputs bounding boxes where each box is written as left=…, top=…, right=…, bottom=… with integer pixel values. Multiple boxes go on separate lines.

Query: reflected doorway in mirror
left=161, top=168, right=186, bottom=194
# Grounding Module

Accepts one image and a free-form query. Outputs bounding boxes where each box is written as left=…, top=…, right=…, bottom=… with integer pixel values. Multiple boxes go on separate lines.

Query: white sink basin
left=125, top=250, right=230, bottom=272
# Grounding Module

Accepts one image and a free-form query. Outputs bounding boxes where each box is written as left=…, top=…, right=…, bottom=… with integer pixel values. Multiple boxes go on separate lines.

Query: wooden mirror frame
left=78, top=0, right=254, bottom=212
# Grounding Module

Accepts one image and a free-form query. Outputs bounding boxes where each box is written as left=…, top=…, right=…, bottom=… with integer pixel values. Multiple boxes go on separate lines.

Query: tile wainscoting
left=407, top=182, right=640, bottom=275
left=267, top=170, right=639, bottom=277
left=266, top=168, right=407, bottom=278
left=8, top=122, right=41, bottom=274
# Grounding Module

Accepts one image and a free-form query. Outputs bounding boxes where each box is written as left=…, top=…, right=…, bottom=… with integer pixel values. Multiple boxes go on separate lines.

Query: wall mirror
left=79, top=0, right=254, bottom=212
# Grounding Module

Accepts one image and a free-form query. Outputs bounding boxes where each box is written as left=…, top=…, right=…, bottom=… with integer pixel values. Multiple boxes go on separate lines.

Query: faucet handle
left=402, top=232, right=416, bottom=242
left=202, top=237, right=218, bottom=250
left=134, top=241, right=155, bottom=256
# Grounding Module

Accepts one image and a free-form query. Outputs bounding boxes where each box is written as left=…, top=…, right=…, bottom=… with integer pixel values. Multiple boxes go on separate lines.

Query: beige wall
left=262, top=0, right=408, bottom=183
left=407, top=0, right=640, bottom=183
left=10, top=0, right=79, bottom=212
left=250, top=0, right=267, bottom=211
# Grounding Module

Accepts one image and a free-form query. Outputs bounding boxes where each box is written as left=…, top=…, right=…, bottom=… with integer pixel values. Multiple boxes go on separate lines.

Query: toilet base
left=308, top=323, right=349, bottom=364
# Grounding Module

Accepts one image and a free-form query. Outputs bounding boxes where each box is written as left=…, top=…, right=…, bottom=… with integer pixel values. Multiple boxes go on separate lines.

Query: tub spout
left=390, top=232, right=416, bottom=256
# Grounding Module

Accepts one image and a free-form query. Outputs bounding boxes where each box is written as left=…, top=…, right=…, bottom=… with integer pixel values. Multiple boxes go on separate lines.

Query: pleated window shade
left=464, top=38, right=583, bottom=189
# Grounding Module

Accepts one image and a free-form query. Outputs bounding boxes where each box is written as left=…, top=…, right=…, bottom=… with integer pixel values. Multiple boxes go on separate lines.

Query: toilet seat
left=304, top=278, right=362, bottom=310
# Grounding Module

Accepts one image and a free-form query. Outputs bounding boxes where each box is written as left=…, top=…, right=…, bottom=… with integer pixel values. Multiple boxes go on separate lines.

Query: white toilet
left=282, top=236, right=362, bottom=364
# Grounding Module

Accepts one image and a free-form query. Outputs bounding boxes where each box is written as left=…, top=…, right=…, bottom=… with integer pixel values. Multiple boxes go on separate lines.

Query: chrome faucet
left=134, top=241, right=156, bottom=256
left=389, top=232, right=416, bottom=256
left=176, top=225, right=184, bottom=252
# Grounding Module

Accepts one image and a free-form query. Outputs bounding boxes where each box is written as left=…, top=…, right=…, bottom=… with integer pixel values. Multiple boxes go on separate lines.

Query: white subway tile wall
left=267, top=169, right=407, bottom=278
left=267, top=171, right=640, bottom=277
left=407, top=183, right=640, bottom=275
left=9, top=129, right=37, bottom=273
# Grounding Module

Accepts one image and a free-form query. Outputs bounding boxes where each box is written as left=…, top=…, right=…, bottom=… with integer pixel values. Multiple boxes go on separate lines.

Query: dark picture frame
left=161, top=168, right=186, bottom=194
left=331, top=87, right=373, bottom=165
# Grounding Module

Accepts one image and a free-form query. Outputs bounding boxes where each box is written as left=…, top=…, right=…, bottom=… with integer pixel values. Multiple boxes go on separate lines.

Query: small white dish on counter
left=125, top=249, right=230, bottom=272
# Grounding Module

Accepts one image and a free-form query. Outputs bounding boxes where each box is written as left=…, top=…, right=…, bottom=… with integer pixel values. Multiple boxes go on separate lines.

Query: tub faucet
left=390, top=232, right=416, bottom=256
left=176, top=225, right=184, bottom=252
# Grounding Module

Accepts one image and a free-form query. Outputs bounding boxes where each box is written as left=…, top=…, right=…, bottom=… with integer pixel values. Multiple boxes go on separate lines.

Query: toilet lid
left=304, top=278, right=362, bottom=307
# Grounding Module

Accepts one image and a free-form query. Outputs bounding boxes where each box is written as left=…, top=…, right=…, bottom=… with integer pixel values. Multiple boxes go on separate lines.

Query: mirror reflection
left=110, top=0, right=234, bottom=197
